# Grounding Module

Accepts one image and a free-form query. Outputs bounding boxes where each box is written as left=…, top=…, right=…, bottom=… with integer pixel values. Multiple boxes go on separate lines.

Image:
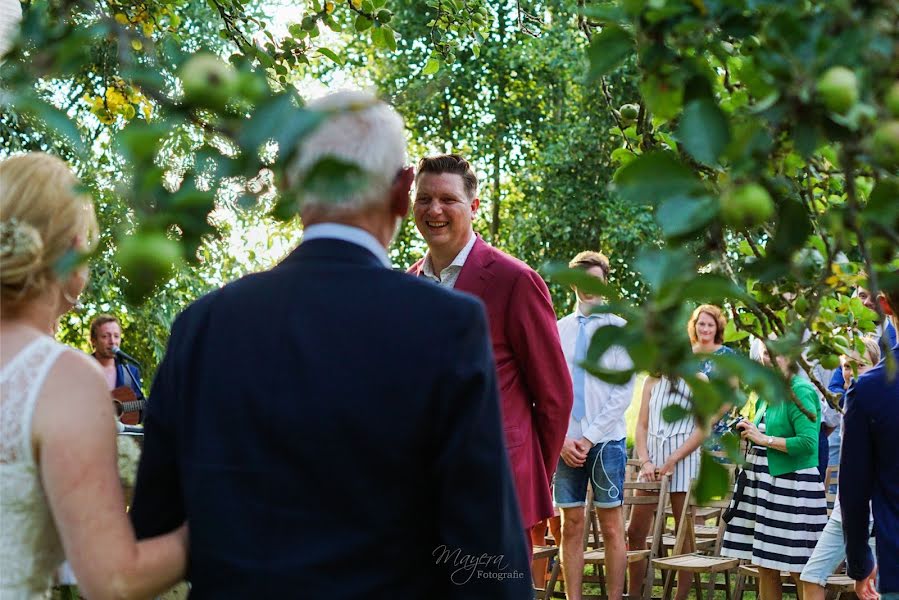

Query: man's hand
left=560, top=437, right=588, bottom=468
left=577, top=437, right=594, bottom=453
left=854, top=568, right=879, bottom=600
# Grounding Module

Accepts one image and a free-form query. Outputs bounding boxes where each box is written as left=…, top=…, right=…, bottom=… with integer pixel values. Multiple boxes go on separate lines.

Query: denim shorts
left=799, top=516, right=875, bottom=587
left=553, top=438, right=626, bottom=509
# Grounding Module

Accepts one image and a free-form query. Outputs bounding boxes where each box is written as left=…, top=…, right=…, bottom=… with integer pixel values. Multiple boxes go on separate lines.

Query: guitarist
left=89, top=314, right=145, bottom=424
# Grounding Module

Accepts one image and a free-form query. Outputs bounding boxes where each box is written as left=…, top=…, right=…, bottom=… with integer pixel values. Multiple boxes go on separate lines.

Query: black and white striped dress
left=721, top=443, right=828, bottom=571
left=648, top=377, right=700, bottom=493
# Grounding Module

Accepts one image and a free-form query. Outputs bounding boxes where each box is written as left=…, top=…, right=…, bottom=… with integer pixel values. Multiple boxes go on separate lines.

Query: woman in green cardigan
left=721, top=344, right=828, bottom=600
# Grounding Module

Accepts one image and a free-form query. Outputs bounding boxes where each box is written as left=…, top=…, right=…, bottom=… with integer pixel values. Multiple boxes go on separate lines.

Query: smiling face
left=413, top=172, right=479, bottom=258
left=695, top=311, right=719, bottom=346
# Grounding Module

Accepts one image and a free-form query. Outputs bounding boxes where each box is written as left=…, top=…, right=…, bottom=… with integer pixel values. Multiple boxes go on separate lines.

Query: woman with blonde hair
left=1, top=152, right=187, bottom=598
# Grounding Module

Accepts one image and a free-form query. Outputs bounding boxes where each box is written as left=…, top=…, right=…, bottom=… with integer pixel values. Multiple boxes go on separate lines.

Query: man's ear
left=470, top=196, right=480, bottom=217
left=390, top=167, right=414, bottom=218
left=879, top=293, right=895, bottom=317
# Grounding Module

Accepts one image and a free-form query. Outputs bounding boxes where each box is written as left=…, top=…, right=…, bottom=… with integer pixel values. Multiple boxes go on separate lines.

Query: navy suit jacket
left=840, top=339, right=899, bottom=593
left=115, top=362, right=144, bottom=399
left=130, top=238, right=530, bottom=598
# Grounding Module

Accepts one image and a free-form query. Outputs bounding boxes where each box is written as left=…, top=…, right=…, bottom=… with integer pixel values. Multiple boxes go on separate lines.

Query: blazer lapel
left=455, top=235, right=495, bottom=298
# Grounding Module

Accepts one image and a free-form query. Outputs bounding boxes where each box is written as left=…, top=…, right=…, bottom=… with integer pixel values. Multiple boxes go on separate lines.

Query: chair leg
left=642, top=558, right=655, bottom=600
left=661, top=569, right=674, bottom=600
left=704, top=570, right=716, bottom=600
left=724, top=569, right=733, bottom=600
left=544, top=559, right=561, bottom=600
left=733, top=569, right=745, bottom=600
left=693, top=573, right=703, bottom=600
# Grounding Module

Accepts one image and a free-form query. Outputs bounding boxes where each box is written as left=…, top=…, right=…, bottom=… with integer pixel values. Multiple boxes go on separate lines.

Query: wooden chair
left=579, top=475, right=671, bottom=600
left=652, top=473, right=739, bottom=600
left=824, top=464, right=839, bottom=516
left=532, top=545, right=561, bottom=600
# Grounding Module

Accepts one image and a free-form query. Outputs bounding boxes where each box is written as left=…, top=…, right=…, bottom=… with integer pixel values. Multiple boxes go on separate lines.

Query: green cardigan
left=763, top=376, right=821, bottom=477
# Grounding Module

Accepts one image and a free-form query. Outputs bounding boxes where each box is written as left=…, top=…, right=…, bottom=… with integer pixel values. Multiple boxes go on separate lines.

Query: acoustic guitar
left=112, top=385, right=146, bottom=426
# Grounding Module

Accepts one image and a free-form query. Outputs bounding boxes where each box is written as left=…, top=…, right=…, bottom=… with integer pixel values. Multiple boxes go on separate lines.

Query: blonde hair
left=0, top=153, right=98, bottom=307
left=842, top=335, right=882, bottom=368
left=687, top=304, right=727, bottom=345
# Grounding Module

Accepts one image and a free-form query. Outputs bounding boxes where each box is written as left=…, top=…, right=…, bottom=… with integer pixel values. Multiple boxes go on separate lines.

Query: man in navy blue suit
left=840, top=287, right=899, bottom=600
left=130, top=91, right=530, bottom=598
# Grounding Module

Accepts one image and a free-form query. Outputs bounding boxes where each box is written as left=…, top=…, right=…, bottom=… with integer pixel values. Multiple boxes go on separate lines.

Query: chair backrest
left=824, top=464, right=839, bottom=515
left=622, top=476, right=672, bottom=549
left=671, top=465, right=736, bottom=557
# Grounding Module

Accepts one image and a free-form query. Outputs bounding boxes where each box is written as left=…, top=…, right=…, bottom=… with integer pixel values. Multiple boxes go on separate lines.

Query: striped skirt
left=721, top=446, right=827, bottom=572
left=648, top=433, right=699, bottom=493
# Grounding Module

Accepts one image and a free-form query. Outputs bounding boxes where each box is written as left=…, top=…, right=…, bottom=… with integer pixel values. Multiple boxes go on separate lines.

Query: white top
left=648, top=376, right=697, bottom=440
left=302, top=222, right=391, bottom=268
left=0, top=336, right=69, bottom=597
left=557, top=306, right=635, bottom=444
left=421, top=232, right=476, bottom=289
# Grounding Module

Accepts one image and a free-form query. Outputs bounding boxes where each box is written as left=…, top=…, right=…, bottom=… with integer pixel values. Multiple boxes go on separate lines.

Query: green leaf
left=864, top=178, right=899, bottom=222
left=422, top=57, right=441, bottom=75
left=639, top=74, right=683, bottom=122
left=613, top=151, right=703, bottom=205
left=542, top=263, right=620, bottom=301
left=586, top=25, right=634, bottom=82
left=662, top=403, right=691, bottom=423
left=382, top=26, right=397, bottom=51
left=768, top=197, right=812, bottom=259
left=299, top=155, right=368, bottom=204
left=318, top=47, right=343, bottom=65
left=678, top=98, right=731, bottom=166
left=681, top=274, right=754, bottom=305
left=583, top=364, right=636, bottom=385
left=240, top=94, right=324, bottom=156
left=655, top=195, right=718, bottom=238
left=693, top=450, right=732, bottom=504
left=354, top=15, right=373, bottom=31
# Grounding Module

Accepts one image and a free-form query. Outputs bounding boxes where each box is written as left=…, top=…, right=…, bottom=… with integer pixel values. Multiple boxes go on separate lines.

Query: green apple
left=816, top=66, right=859, bottom=115
left=115, top=232, right=182, bottom=302
left=179, top=52, right=238, bottom=111
left=885, top=81, right=899, bottom=118
left=619, top=103, right=640, bottom=123
left=720, top=183, right=775, bottom=228
left=871, top=120, right=899, bottom=169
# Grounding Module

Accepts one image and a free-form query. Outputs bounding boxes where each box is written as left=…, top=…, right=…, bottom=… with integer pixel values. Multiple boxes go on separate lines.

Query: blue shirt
left=840, top=339, right=899, bottom=592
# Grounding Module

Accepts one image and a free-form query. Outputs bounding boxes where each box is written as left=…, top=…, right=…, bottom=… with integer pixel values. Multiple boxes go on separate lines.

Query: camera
left=724, top=415, right=746, bottom=433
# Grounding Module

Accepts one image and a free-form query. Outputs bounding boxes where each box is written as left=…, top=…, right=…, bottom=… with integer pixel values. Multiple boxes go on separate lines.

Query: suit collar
left=300, top=223, right=391, bottom=268
left=454, top=235, right=496, bottom=295
left=280, top=237, right=387, bottom=270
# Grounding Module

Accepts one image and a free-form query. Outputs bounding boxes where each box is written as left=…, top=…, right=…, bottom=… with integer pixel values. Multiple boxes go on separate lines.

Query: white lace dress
left=1, top=336, right=68, bottom=599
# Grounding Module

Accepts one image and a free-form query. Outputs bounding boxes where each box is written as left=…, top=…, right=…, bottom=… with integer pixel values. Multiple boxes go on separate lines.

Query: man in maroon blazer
left=408, top=154, right=573, bottom=536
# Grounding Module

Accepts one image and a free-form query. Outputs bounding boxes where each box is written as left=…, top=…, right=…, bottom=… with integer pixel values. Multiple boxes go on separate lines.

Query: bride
left=0, top=153, right=187, bottom=598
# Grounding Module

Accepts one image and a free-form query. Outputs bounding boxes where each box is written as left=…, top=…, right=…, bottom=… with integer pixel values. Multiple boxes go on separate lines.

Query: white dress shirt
left=421, top=232, right=476, bottom=289
left=557, top=306, right=635, bottom=444
left=302, top=223, right=391, bottom=268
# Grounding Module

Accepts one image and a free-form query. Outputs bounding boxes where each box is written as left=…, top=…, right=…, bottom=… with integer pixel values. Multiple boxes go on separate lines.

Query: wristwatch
left=766, top=436, right=774, bottom=447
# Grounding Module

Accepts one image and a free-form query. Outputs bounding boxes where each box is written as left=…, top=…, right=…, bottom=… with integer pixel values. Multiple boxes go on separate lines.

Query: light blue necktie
left=572, top=314, right=597, bottom=422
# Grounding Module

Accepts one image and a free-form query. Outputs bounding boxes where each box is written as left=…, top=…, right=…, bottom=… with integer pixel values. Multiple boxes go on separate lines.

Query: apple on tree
left=719, top=183, right=775, bottom=228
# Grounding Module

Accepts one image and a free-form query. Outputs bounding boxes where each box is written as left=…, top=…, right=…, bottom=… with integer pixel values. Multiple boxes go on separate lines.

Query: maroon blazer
left=410, top=237, right=573, bottom=527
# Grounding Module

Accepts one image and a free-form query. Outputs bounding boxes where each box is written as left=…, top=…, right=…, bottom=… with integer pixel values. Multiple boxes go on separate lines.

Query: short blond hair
left=0, top=153, right=98, bottom=308
left=841, top=335, right=882, bottom=368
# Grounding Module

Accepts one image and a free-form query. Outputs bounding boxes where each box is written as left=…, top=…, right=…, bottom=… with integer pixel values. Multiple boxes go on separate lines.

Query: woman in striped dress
left=627, top=372, right=708, bottom=600
left=721, top=344, right=828, bottom=600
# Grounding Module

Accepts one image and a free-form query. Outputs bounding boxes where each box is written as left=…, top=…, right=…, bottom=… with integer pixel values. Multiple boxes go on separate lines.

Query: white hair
left=286, top=90, right=406, bottom=212
left=0, top=0, right=22, bottom=59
